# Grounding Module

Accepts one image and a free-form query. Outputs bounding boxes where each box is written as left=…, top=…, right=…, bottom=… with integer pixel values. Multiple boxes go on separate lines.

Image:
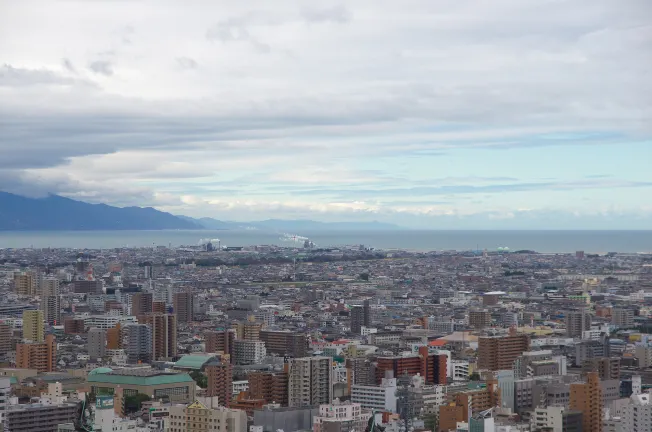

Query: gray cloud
left=0, top=64, right=77, bottom=86
left=302, top=5, right=351, bottom=24
left=206, top=18, right=271, bottom=53
left=88, top=60, right=114, bottom=76
left=176, top=57, right=198, bottom=70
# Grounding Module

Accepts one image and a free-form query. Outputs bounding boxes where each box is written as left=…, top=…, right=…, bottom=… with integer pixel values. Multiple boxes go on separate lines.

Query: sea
left=0, top=230, right=651, bottom=254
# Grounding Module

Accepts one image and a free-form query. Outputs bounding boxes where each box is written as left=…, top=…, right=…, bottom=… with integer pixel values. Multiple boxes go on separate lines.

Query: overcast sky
left=1, top=0, right=651, bottom=228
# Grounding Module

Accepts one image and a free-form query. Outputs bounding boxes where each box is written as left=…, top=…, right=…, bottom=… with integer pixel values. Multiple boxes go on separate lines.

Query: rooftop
left=87, top=367, right=193, bottom=386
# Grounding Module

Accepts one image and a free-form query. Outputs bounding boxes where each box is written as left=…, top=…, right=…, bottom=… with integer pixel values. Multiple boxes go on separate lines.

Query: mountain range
left=0, top=192, right=400, bottom=231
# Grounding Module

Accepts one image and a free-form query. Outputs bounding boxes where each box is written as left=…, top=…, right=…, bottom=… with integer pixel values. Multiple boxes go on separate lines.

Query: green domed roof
left=89, top=367, right=113, bottom=376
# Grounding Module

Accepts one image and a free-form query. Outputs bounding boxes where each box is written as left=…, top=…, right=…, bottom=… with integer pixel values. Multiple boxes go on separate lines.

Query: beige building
left=23, top=310, right=44, bottom=343
left=13, top=272, right=37, bottom=296
left=166, top=400, right=247, bottom=432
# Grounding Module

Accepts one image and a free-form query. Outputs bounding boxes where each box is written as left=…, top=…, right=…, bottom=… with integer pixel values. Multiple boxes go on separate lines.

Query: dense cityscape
left=0, top=241, right=650, bottom=432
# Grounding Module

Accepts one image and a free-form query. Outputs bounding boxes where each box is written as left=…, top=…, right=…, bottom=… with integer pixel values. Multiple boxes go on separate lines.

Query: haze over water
left=0, top=230, right=651, bottom=253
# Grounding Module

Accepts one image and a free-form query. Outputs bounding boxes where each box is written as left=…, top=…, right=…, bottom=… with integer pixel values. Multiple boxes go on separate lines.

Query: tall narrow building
left=123, top=324, right=153, bottom=364
left=88, top=328, right=107, bottom=360
left=288, top=356, right=333, bottom=407
left=350, top=306, right=364, bottom=334
left=566, top=310, right=592, bottom=337
left=173, top=290, right=194, bottom=323
left=138, top=313, right=177, bottom=360
left=205, top=329, right=235, bottom=357
left=40, top=278, right=60, bottom=326
left=132, top=292, right=154, bottom=316
left=206, top=358, right=233, bottom=407
left=23, top=310, right=44, bottom=343
left=570, top=371, right=603, bottom=432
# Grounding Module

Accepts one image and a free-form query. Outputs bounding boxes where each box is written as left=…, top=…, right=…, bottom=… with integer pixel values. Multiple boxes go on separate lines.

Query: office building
left=132, top=292, right=153, bottom=316
left=313, top=400, right=368, bottom=432
left=259, top=330, right=308, bottom=358
left=138, top=313, right=177, bottom=360
left=205, top=329, right=235, bottom=357
left=469, top=309, right=492, bottom=329
left=438, top=381, right=501, bottom=432
left=351, top=375, right=398, bottom=413
left=582, top=357, right=620, bottom=380
left=173, top=290, right=194, bottom=323
left=478, top=331, right=530, bottom=371
left=88, top=367, right=195, bottom=403
left=232, top=340, right=266, bottom=365
left=635, top=344, right=652, bottom=368
left=206, top=359, right=233, bottom=407
left=612, top=308, right=634, bottom=327
left=16, top=334, right=56, bottom=372
left=23, top=309, right=44, bottom=342
left=622, top=393, right=652, bottom=432
left=166, top=400, right=247, bottom=432
left=375, top=346, right=447, bottom=385
left=73, top=280, right=103, bottom=294
left=570, top=371, right=603, bottom=432
left=4, top=401, right=79, bottom=432
left=530, top=406, right=583, bottom=432
left=88, top=328, right=107, bottom=360
left=13, top=271, right=37, bottom=296
left=575, top=337, right=610, bottom=366
left=124, top=324, right=153, bottom=364
left=288, top=356, right=333, bottom=407
left=248, top=370, right=289, bottom=406
left=566, top=310, right=592, bottom=337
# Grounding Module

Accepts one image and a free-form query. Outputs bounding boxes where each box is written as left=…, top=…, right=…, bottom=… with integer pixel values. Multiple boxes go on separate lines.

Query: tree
left=359, top=273, right=369, bottom=281
left=124, top=393, right=151, bottom=414
left=190, top=370, right=208, bottom=389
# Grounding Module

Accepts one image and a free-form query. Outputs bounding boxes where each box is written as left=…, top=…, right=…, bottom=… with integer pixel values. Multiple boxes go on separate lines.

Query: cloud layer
left=0, top=0, right=651, bottom=228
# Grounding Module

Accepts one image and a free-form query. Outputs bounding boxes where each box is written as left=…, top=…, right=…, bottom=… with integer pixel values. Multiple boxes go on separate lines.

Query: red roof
left=428, top=339, right=448, bottom=347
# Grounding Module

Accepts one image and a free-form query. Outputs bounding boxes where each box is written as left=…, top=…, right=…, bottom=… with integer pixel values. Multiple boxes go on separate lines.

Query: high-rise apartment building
left=138, top=313, right=177, bottom=360
left=152, top=301, right=166, bottom=314
left=375, top=347, right=447, bottom=385
left=88, top=328, right=107, bottom=360
left=124, top=324, right=153, bottom=364
left=346, top=357, right=376, bottom=385
left=232, top=320, right=263, bottom=341
left=40, top=280, right=61, bottom=326
left=232, top=340, right=266, bottom=365
left=478, top=331, right=530, bottom=371
left=173, top=290, right=194, bottom=323
left=16, top=334, right=56, bottom=372
left=0, top=323, right=12, bottom=356
left=132, top=292, right=153, bottom=316
left=23, top=310, right=44, bottom=342
left=612, top=308, right=634, bottom=327
left=206, top=359, right=233, bottom=407
left=570, top=371, right=603, bottom=432
left=205, top=329, right=235, bottom=357
left=565, top=310, right=592, bottom=337
left=248, top=370, right=289, bottom=406
left=288, top=356, right=333, bottom=407
left=469, top=309, right=492, bottom=329
left=13, top=271, right=37, bottom=296
left=63, top=318, right=86, bottom=335
left=259, top=330, right=308, bottom=358
left=351, top=306, right=364, bottom=334
left=106, top=323, right=122, bottom=349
